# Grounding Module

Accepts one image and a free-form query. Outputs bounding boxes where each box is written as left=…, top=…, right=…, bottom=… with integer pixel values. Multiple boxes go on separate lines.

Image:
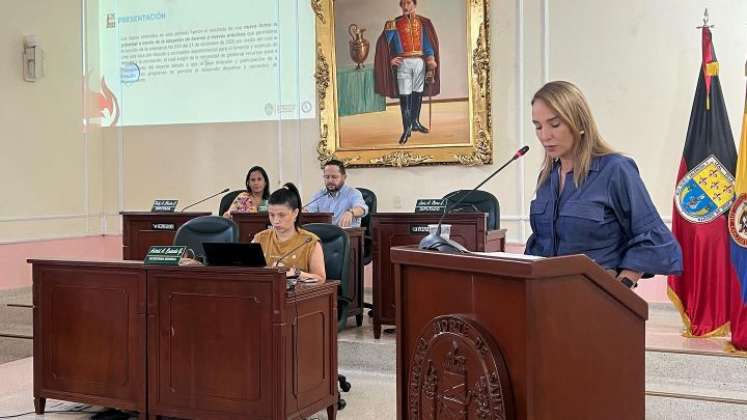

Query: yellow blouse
left=253, top=228, right=320, bottom=272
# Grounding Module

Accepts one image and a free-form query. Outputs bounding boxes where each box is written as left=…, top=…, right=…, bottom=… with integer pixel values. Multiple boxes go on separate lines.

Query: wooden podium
left=391, top=247, right=647, bottom=420
left=30, top=259, right=339, bottom=419
left=371, top=212, right=506, bottom=338
left=121, top=212, right=210, bottom=260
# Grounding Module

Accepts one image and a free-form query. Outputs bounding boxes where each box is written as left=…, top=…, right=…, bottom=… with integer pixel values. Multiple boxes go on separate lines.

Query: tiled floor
left=646, top=302, right=734, bottom=355
left=0, top=295, right=396, bottom=420
left=1, top=289, right=743, bottom=419
left=0, top=356, right=396, bottom=419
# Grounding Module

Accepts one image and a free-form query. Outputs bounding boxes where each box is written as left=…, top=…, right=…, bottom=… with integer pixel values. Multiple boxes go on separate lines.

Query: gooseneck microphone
left=301, top=189, right=333, bottom=211
left=274, top=237, right=314, bottom=272
left=181, top=188, right=230, bottom=211
left=419, top=145, right=530, bottom=252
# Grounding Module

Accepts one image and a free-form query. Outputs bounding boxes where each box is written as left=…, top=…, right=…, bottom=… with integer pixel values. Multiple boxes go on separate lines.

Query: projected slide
left=94, top=0, right=316, bottom=126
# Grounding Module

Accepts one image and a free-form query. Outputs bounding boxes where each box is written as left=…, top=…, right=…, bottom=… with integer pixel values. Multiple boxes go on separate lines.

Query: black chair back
left=303, top=223, right=351, bottom=329
left=356, top=188, right=377, bottom=265
left=303, top=223, right=350, bottom=285
left=218, top=189, right=246, bottom=216
left=443, top=190, right=500, bottom=230
left=173, top=216, right=239, bottom=260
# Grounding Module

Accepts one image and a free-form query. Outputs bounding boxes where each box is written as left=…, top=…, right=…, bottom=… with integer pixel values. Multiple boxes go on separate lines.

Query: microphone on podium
left=419, top=145, right=530, bottom=253
left=181, top=188, right=230, bottom=211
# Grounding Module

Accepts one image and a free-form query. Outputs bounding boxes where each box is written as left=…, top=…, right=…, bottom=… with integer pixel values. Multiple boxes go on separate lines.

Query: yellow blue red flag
left=727, top=72, right=747, bottom=351
left=669, top=27, right=737, bottom=338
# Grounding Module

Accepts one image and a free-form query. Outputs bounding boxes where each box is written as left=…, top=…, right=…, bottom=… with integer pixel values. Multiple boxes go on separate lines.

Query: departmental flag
left=669, top=27, right=738, bottom=337
left=727, top=68, right=747, bottom=352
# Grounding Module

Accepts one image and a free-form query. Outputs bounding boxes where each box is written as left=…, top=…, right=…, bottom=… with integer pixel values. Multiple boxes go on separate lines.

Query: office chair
left=357, top=188, right=377, bottom=319
left=442, top=189, right=501, bottom=230
left=356, top=188, right=377, bottom=266
left=173, top=216, right=239, bottom=261
left=301, top=223, right=352, bottom=410
left=218, top=189, right=246, bottom=216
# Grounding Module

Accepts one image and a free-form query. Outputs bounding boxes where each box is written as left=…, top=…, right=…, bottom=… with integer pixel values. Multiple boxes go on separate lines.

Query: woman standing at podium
left=223, top=165, right=270, bottom=217
left=253, top=183, right=326, bottom=282
left=525, top=81, right=682, bottom=287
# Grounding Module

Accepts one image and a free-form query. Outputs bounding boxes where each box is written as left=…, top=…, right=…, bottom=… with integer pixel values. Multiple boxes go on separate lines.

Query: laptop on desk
left=202, top=242, right=267, bottom=267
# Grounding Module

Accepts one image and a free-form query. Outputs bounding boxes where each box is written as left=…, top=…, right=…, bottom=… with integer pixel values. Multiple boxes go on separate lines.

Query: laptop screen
left=202, top=242, right=267, bottom=267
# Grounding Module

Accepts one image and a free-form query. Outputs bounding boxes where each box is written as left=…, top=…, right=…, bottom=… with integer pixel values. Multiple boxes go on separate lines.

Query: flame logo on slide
left=98, top=77, right=120, bottom=126
left=84, top=74, right=120, bottom=127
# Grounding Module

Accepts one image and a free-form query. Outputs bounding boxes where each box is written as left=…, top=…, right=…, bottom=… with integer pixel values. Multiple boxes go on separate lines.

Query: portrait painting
left=313, top=0, right=493, bottom=167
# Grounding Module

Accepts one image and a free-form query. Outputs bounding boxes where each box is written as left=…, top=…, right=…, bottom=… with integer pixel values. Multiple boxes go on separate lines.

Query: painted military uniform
left=374, top=14, right=440, bottom=144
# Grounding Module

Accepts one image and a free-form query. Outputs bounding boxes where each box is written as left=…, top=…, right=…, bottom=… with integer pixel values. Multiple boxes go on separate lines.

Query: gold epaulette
left=385, top=20, right=396, bottom=30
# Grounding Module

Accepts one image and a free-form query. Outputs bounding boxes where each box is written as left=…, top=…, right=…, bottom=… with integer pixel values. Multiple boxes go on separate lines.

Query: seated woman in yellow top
left=253, top=183, right=326, bottom=282
left=223, top=166, right=270, bottom=218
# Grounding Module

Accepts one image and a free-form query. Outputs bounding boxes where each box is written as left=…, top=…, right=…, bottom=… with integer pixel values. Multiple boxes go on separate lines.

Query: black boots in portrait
left=398, top=94, right=412, bottom=144
left=411, top=91, right=429, bottom=134
left=398, top=92, right=429, bottom=144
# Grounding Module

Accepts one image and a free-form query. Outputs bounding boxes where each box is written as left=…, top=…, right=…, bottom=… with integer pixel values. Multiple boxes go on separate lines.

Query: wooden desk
left=121, top=212, right=210, bottom=260
left=391, top=247, right=647, bottom=420
left=121, top=211, right=364, bottom=327
left=371, top=212, right=505, bottom=338
left=30, top=259, right=338, bottom=420
left=232, top=212, right=365, bottom=327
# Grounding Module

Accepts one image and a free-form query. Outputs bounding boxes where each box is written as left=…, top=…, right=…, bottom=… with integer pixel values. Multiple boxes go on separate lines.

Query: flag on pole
left=726, top=66, right=747, bottom=352
left=669, top=27, right=737, bottom=337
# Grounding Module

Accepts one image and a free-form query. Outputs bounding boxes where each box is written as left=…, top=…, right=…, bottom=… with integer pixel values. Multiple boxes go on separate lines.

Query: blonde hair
left=532, top=81, right=615, bottom=187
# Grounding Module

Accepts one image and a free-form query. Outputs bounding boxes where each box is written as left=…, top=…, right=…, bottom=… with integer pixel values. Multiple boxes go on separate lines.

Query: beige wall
left=0, top=0, right=106, bottom=243
left=546, top=0, right=747, bottom=223
left=324, top=0, right=747, bottom=243
left=3, top=0, right=747, bottom=246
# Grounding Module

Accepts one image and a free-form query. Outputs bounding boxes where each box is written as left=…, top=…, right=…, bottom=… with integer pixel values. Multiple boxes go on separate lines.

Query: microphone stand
left=301, top=189, right=333, bottom=211
left=419, top=146, right=529, bottom=253
left=181, top=188, right=230, bottom=211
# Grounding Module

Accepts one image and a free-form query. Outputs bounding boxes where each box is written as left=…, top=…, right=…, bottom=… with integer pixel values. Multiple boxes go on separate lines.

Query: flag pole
left=696, top=8, right=715, bottom=29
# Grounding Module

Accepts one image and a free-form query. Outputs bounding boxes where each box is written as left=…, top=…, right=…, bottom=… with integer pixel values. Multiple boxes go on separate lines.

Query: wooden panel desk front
left=391, top=247, right=647, bottom=420
left=30, top=259, right=338, bottom=420
left=371, top=212, right=506, bottom=338
left=121, top=212, right=211, bottom=260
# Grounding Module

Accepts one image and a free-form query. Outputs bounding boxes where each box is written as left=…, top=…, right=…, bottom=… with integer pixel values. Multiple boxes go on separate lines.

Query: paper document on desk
left=469, top=251, right=545, bottom=261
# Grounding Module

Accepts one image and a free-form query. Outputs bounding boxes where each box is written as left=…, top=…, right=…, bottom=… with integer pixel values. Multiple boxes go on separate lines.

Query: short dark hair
left=245, top=166, right=270, bottom=199
left=324, top=159, right=346, bottom=175
left=268, top=183, right=303, bottom=230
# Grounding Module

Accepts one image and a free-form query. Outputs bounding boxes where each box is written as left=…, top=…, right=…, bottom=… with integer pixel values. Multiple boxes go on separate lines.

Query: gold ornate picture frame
left=314, top=0, right=493, bottom=168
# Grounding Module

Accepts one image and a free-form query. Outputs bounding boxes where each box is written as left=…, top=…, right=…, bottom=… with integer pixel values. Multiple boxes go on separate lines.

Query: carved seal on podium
left=408, top=315, right=514, bottom=420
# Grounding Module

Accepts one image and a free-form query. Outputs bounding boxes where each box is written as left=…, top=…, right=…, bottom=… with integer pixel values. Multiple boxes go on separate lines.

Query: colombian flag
left=668, top=27, right=737, bottom=338
left=727, top=71, right=747, bottom=352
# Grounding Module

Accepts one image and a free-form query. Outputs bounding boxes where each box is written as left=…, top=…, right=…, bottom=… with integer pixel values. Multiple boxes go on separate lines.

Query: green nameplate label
left=144, top=246, right=186, bottom=265
left=415, top=199, right=447, bottom=213
left=151, top=199, right=178, bottom=212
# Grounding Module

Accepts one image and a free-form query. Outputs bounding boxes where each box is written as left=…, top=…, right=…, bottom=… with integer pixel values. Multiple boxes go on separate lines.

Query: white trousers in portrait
left=396, top=57, right=425, bottom=95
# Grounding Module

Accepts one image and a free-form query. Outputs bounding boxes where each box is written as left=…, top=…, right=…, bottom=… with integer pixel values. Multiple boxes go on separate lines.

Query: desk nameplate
left=151, top=200, right=178, bottom=212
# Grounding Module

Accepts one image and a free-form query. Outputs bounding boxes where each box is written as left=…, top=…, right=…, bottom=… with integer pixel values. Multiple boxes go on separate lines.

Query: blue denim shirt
left=525, top=154, right=683, bottom=276
left=305, top=184, right=369, bottom=227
